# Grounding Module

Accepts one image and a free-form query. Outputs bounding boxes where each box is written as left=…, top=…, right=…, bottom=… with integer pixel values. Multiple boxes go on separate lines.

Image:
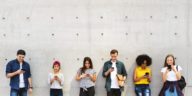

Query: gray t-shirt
left=77, top=68, right=96, bottom=88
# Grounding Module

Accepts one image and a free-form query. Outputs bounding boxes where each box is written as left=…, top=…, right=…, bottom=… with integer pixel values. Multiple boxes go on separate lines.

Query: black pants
left=79, top=86, right=95, bottom=96
left=50, top=89, right=63, bottom=96
left=107, top=89, right=121, bottom=96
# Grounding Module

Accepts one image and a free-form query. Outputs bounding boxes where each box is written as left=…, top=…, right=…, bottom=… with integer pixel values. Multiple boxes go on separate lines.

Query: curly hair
left=136, top=54, right=152, bottom=66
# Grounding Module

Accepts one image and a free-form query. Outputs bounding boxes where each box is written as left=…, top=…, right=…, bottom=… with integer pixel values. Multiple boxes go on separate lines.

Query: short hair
left=110, top=49, right=118, bottom=54
left=17, top=49, right=26, bottom=56
left=52, top=61, right=61, bottom=69
left=136, top=54, right=152, bottom=66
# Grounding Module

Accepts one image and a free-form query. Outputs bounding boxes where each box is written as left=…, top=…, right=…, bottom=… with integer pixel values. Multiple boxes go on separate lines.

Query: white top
left=161, top=65, right=182, bottom=81
left=110, top=61, right=119, bottom=89
left=48, top=72, right=64, bottom=89
left=19, top=63, right=25, bottom=88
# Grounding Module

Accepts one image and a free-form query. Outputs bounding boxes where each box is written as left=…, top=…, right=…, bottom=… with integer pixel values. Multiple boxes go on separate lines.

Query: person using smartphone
left=133, top=54, right=152, bottom=96
left=159, top=54, right=183, bottom=96
left=76, top=57, right=96, bottom=96
left=6, top=49, right=33, bottom=96
left=102, top=49, right=127, bottom=96
left=48, top=61, right=64, bottom=96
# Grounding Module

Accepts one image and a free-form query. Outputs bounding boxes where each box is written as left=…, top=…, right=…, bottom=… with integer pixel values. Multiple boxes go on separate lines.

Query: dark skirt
left=159, top=81, right=183, bottom=96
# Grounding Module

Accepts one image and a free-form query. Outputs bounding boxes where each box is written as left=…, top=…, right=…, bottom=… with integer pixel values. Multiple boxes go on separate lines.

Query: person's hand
left=54, top=75, right=58, bottom=79
left=28, top=88, right=33, bottom=94
left=87, top=74, right=93, bottom=78
left=108, top=67, right=114, bottom=73
left=16, top=69, right=25, bottom=75
left=141, top=75, right=148, bottom=79
left=172, top=65, right=177, bottom=72
left=80, top=74, right=87, bottom=79
left=165, top=67, right=170, bottom=72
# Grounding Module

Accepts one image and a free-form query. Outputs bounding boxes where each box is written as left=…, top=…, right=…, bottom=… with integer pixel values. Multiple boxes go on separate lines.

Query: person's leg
left=79, top=88, right=88, bottom=96
left=21, top=88, right=27, bottom=96
left=19, top=88, right=27, bottom=96
left=143, top=86, right=151, bottom=96
left=107, top=89, right=113, bottom=96
left=114, top=89, right=121, bottom=96
left=173, top=87, right=178, bottom=96
left=58, top=89, right=63, bottom=96
left=10, top=89, right=18, bottom=96
left=165, top=88, right=174, bottom=96
left=50, top=89, right=55, bottom=96
left=135, top=86, right=142, bottom=96
left=87, top=87, right=95, bottom=96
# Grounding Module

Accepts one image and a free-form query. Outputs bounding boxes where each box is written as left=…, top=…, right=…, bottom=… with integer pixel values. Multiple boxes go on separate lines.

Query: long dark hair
left=164, top=54, right=175, bottom=67
left=81, top=57, right=93, bottom=73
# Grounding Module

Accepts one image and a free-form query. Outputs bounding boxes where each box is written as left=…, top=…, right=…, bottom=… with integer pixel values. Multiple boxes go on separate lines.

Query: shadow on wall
left=69, top=76, right=79, bottom=96
left=95, top=68, right=106, bottom=96
left=124, top=62, right=136, bottom=96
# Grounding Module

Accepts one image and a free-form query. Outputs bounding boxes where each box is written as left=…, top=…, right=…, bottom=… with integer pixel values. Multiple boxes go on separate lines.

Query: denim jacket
left=6, top=59, right=31, bottom=90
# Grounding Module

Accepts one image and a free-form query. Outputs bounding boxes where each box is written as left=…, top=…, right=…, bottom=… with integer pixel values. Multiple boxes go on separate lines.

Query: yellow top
left=134, top=66, right=151, bottom=84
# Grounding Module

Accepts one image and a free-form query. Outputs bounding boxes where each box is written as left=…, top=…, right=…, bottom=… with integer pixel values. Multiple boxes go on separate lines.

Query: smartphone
left=21, top=68, right=26, bottom=72
left=145, top=72, right=149, bottom=76
left=54, top=75, right=58, bottom=78
left=86, top=74, right=90, bottom=77
left=167, top=65, right=172, bottom=70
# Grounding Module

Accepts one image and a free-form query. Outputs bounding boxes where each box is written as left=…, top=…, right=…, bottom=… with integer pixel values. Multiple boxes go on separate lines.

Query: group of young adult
left=5, top=49, right=184, bottom=96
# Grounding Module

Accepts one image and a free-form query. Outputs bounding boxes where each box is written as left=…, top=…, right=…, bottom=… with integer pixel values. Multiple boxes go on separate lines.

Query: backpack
left=176, top=65, right=186, bottom=90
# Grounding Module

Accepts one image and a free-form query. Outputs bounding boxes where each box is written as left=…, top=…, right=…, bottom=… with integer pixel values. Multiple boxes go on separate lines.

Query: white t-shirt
left=19, top=63, right=25, bottom=88
left=161, top=65, right=182, bottom=81
left=110, top=61, right=119, bottom=89
left=48, top=72, right=64, bottom=89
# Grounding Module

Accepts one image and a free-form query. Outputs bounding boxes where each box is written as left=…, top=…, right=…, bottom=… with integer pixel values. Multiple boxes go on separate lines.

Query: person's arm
left=89, top=73, right=97, bottom=82
left=122, top=63, right=127, bottom=79
left=7, top=70, right=23, bottom=78
left=60, top=74, right=64, bottom=86
left=76, top=69, right=86, bottom=81
left=133, top=68, right=143, bottom=82
left=28, top=77, right=33, bottom=93
left=147, top=69, right=152, bottom=82
left=172, top=66, right=181, bottom=80
left=162, top=69, right=169, bottom=83
left=102, top=63, right=113, bottom=77
left=28, top=77, right=33, bottom=88
left=6, top=62, right=23, bottom=78
left=48, top=74, right=55, bottom=85
left=55, top=76, right=62, bottom=86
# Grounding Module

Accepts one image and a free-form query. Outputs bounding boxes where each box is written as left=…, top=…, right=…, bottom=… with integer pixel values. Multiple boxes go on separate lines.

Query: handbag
left=176, top=65, right=186, bottom=90
left=116, top=74, right=126, bottom=87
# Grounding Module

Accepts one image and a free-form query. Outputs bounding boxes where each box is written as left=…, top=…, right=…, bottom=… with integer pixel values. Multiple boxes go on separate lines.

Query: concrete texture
left=0, top=0, right=192, bottom=96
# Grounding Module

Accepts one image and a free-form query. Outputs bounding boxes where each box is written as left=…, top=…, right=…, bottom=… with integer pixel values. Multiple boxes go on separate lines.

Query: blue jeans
left=135, top=84, right=151, bottom=96
left=10, top=88, right=27, bottom=96
left=165, top=87, right=178, bottom=96
left=50, top=89, right=63, bottom=96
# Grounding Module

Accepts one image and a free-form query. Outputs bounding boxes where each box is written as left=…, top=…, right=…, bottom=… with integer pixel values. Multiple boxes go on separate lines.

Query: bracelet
left=29, top=87, right=33, bottom=89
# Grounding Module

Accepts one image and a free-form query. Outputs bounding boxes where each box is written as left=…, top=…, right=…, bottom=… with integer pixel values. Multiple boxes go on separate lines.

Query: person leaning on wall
left=102, top=49, right=127, bottom=96
left=76, top=57, right=97, bottom=96
left=5, top=49, right=33, bottom=96
left=159, top=54, right=184, bottom=96
left=133, top=54, right=152, bottom=96
left=48, top=61, right=64, bottom=96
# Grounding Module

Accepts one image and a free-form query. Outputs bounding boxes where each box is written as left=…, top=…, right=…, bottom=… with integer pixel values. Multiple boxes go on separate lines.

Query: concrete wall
left=0, top=0, right=191, bottom=96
